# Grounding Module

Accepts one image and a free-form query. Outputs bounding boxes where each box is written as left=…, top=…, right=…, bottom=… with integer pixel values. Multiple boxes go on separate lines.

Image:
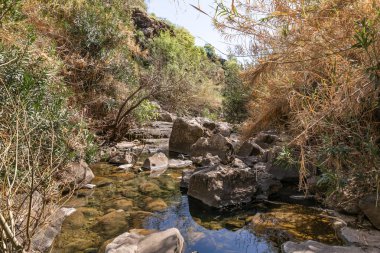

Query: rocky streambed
left=43, top=117, right=380, bottom=253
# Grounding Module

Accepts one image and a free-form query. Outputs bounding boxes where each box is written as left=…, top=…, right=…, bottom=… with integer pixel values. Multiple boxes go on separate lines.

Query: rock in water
left=359, top=194, right=380, bottom=230
left=180, top=169, right=195, bottom=189
left=169, top=118, right=204, bottom=154
left=190, top=134, right=234, bottom=164
left=187, top=165, right=257, bottom=208
left=59, top=160, right=95, bottom=188
left=142, top=152, right=169, bottom=172
left=109, top=152, right=137, bottom=165
left=339, top=227, right=380, bottom=249
left=282, top=240, right=374, bottom=253
left=31, top=208, right=76, bottom=252
left=138, top=228, right=184, bottom=253
left=103, top=228, right=184, bottom=253
left=168, top=159, right=193, bottom=169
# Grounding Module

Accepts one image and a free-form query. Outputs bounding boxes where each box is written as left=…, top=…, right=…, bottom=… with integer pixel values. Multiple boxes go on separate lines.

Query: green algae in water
left=53, top=163, right=341, bottom=253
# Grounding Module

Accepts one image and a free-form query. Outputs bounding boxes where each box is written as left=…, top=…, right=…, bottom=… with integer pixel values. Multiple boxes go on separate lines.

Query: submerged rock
left=187, top=165, right=257, bottom=208
left=169, top=118, right=204, bottom=154
left=95, top=210, right=129, bottom=238
left=103, top=228, right=184, bottom=253
left=145, top=198, right=168, bottom=212
left=282, top=240, right=373, bottom=253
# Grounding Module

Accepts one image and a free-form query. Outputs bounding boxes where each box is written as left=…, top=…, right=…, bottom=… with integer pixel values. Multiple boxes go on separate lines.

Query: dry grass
left=215, top=0, right=380, bottom=206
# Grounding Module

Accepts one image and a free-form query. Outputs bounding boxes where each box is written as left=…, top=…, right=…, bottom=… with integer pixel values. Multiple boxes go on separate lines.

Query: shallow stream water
left=52, top=162, right=341, bottom=253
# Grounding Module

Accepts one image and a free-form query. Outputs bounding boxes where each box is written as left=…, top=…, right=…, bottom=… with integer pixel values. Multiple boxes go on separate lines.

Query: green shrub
left=133, top=100, right=159, bottom=124
left=222, top=58, right=249, bottom=123
left=68, top=1, right=122, bottom=54
left=148, top=28, right=213, bottom=113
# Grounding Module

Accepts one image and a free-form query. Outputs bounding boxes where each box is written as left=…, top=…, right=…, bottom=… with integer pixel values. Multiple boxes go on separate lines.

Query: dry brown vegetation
left=214, top=0, right=380, bottom=207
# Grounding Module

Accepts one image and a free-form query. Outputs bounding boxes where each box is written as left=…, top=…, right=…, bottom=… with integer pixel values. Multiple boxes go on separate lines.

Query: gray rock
left=254, top=132, right=279, bottom=149
left=138, top=228, right=184, bottom=253
left=142, top=152, right=168, bottom=172
left=191, top=153, right=221, bottom=167
left=109, top=152, right=137, bottom=165
left=282, top=240, right=376, bottom=253
left=32, top=208, right=76, bottom=252
left=359, top=194, right=380, bottom=230
left=187, top=165, right=257, bottom=208
left=252, top=162, right=282, bottom=197
left=267, top=163, right=299, bottom=182
left=169, top=118, right=204, bottom=154
left=231, top=158, right=247, bottom=169
left=190, top=134, right=234, bottom=164
left=118, top=164, right=134, bottom=171
left=168, top=159, right=193, bottom=169
left=215, top=122, right=232, bottom=137
left=104, top=228, right=184, bottom=253
left=339, top=227, right=380, bottom=249
left=237, top=138, right=264, bottom=157
left=115, top=141, right=137, bottom=150
left=157, top=111, right=176, bottom=122
left=180, top=169, right=195, bottom=189
left=59, top=160, right=95, bottom=188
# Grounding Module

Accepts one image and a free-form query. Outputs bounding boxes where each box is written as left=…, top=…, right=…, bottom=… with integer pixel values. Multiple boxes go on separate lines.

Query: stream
left=52, top=160, right=341, bottom=253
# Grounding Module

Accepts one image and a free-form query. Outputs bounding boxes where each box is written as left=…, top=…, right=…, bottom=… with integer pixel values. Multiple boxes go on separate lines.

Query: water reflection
left=144, top=195, right=276, bottom=253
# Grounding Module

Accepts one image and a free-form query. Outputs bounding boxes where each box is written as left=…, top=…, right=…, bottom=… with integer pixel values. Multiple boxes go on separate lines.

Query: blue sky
left=146, top=0, right=232, bottom=57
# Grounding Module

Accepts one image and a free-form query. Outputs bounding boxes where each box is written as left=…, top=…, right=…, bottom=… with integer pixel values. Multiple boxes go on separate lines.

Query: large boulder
left=169, top=118, right=204, bottom=154
left=187, top=165, right=257, bottom=208
left=103, top=228, right=184, bottom=253
left=359, top=194, right=380, bottom=230
left=59, top=160, right=94, bottom=188
left=282, top=240, right=374, bottom=253
left=190, top=134, right=234, bottom=164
